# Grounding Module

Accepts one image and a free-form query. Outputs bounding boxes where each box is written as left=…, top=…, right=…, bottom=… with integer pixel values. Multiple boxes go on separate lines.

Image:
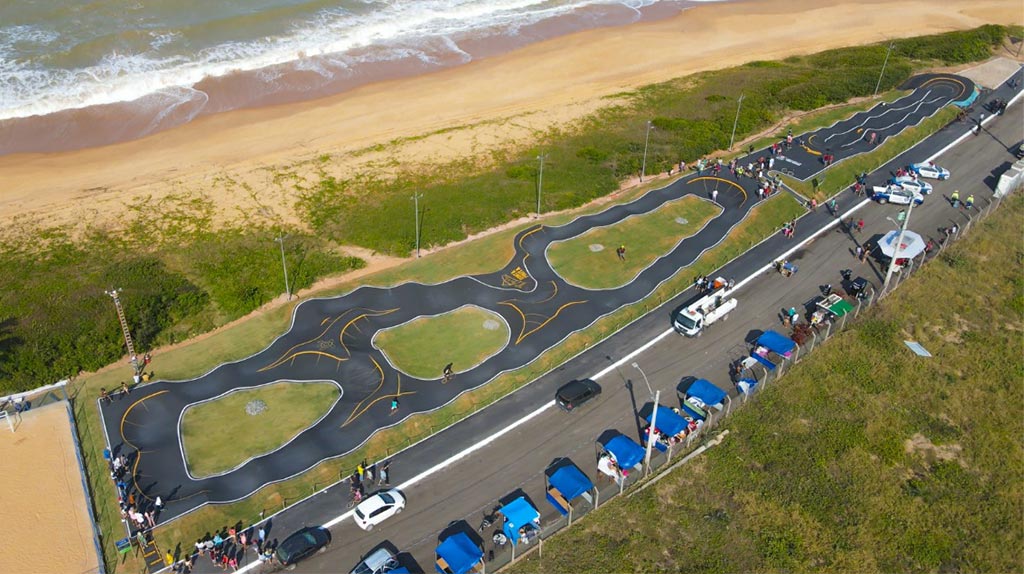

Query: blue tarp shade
left=500, top=497, right=541, bottom=546
left=757, top=330, right=796, bottom=356
left=435, top=532, right=483, bottom=574
left=750, top=352, right=776, bottom=370
left=548, top=464, right=593, bottom=501
left=686, top=379, right=727, bottom=408
left=645, top=405, right=687, bottom=437
left=603, top=435, right=645, bottom=470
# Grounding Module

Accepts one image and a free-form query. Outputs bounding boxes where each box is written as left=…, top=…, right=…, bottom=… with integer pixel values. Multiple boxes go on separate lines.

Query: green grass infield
left=546, top=195, right=721, bottom=289
left=181, top=381, right=341, bottom=478
left=374, top=305, right=511, bottom=380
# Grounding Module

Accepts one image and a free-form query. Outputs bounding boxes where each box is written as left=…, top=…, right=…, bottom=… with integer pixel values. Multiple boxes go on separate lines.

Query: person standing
left=856, top=218, right=865, bottom=233
left=950, top=189, right=960, bottom=208
left=390, top=398, right=399, bottom=415
left=855, top=246, right=864, bottom=261
left=100, top=388, right=112, bottom=404
left=965, top=195, right=974, bottom=209
left=379, top=461, right=391, bottom=486
left=711, top=189, right=718, bottom=202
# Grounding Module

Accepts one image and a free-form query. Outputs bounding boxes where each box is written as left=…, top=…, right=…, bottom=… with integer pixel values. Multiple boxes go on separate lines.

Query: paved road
left=104, top=72, right=986, bottom=523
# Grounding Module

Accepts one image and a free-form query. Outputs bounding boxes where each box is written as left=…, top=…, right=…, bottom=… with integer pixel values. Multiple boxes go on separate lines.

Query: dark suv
left=555, top=379, right=601, bottom=411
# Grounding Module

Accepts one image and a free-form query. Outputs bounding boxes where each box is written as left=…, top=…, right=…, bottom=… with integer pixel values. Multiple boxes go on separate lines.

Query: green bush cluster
left=0, top=231, right=363, bottom=394
left=300, top=25, right=1007, bottom=255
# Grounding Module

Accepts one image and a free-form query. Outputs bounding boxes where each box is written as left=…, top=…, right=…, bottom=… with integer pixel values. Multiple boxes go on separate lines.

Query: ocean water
left=0, top=0, right=725, bottom=154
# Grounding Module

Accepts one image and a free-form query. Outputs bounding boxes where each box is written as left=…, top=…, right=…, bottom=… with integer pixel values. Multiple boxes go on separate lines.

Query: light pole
left=631, top=362, right=654, bottom=396
left=729, top=94, right=744, bottom=150
left=274, top=235, right=291, bottom=301
left=411, top=192, right=423, bottom=258
left=640, top=120, right=652, bottom=182
left=874, top=41, right=895, bottom=96
left=882, top=198, right=915, bottom=294
left=536, top=154, right=546, bottom=218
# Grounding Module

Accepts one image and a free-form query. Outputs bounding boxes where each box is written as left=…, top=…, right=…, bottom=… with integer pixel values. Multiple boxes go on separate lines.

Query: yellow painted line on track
left=690, top=176, right=748, bottom=204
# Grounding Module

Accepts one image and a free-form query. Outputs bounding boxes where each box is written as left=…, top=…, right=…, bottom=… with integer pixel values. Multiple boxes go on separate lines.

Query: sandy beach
left=0, top=0, right=1020, bottom=240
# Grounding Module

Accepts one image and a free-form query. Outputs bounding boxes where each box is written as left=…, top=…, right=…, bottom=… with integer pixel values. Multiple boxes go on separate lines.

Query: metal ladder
left=106, top=289, right=137, bottom=367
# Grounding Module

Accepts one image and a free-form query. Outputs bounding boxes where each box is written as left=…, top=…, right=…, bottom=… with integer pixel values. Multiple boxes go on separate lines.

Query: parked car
left=871, top=185, right=924, bottom=206
left=276, top=527, right=330, bottom=569
left=555, top=379, right=602, bottom=412
left=891, top=176, right=933, bottom=195
left=910, top=162, right=950, bottom=180
left=353, top=489, right=406, bottom=531
left=351, top=547, right=401, bottom=574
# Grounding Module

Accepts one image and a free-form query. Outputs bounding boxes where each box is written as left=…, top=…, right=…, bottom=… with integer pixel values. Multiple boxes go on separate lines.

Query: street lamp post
left=411, top=192, right=423, bottom=258
left=274, top=235, right=291, bottom=301
left=729, top=94, right=745, bottom=151
left=640, top=120, right=652, bottom=182
left=536, top=154, right=546, bottom=218
left=632, top=362, right=658, bottom=477
left=882, top=198, right=915, bottom=294
left=874, top=41, right=895, bottom=96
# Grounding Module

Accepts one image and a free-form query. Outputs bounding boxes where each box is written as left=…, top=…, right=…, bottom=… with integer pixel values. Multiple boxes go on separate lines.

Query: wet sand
left=0, top=0, right=1020, bottom=240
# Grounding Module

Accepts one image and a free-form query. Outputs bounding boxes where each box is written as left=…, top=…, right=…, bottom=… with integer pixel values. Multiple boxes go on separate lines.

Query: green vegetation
left=547, top=196, right=721, bottom=289
left=46, top=25, right=1010, bottom=573
left=181, top=382, right=341, bottom=478
left=510, top=194, right=1024, bottom=574
left=0, top=227, right=364, bottom=395
left=374, top=306, right=510, bottom=379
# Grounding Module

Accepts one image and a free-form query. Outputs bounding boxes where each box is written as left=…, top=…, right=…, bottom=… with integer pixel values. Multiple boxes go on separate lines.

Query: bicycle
left=347, top=485, right=364, bottom=509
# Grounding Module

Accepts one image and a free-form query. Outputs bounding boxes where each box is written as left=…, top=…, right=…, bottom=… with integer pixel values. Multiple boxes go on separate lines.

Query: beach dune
left=0, top=0, right=1020, bottom=237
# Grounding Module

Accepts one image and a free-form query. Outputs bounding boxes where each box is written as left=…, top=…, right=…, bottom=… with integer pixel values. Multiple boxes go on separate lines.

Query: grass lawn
left=546, top=196, right=721, bottom=289
left=510, top=194, right=1024, bottom=574
left=374, top=306, right=510, bottom=380
left=181, top=381, right=341, bottom=478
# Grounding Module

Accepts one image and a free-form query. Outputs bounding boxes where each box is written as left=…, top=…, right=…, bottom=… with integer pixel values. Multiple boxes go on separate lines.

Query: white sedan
left=910, top=163, right=951, bottom=180
left=872, top=185, right=924, bottom=206
left=353, top=489, right=406, bottom=531
left=892, top=176, right=933, bottom=195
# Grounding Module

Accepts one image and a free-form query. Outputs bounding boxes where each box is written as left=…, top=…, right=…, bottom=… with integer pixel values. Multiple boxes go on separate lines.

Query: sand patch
left=482, top=319, right=501, bottom=331
left=588, top=244, right=605, bottom=252
left=0, top=402, right=102, bottom=574
left=904, top=433, right=966, bottom=466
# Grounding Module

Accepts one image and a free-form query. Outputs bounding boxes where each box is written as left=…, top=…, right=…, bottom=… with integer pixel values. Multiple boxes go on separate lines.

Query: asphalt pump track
left=100, top=74, right=973, bottom=522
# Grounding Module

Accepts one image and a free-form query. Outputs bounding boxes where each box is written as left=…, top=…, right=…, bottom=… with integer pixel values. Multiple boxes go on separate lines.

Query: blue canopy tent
left=601, top=435, right=645, bottom=470
left=736, top=377, right=759, bottom=395
left=685, top=379, right=728, bottom=409
left=435, top=532, right=484, bottom=574
left=500, top=497, right=541, bottom=555
left=750, top=351, right=776, bottom=370
left=643, top=406, right=688, bottom=451
left=546, top=463, right=594, bottom=517
left=757, top=330, right=796, bottom=357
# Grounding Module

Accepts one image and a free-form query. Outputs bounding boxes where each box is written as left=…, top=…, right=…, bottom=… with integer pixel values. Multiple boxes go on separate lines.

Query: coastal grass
left=546, top=196, right=721, bottom=289
left=510, top=193, right=1024, bottom=574
left=374, top=306, right=510, bottom=380
left=784, top=106, right=960, bottom=200
left=181, top=382, right=340, bottom=478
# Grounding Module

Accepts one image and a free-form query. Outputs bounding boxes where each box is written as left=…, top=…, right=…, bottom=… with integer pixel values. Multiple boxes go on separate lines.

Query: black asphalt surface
left=98, top=72, right=996, bottom=525
left=780, top=74, right=975, bottom=180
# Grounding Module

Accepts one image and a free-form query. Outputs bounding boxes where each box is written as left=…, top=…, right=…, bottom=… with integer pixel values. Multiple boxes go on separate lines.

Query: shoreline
left=0, top=0, right=1020, bottom=239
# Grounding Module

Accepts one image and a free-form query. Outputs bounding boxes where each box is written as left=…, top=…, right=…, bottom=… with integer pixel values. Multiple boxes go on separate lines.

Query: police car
left=891, top=176, right=933, bottom=195
left=909, top=162, right=951, bottom=180
left=871, top=184, right=924, bottom=205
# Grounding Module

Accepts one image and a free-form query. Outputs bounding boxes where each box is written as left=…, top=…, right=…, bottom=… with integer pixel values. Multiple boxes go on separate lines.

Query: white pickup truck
left=673, top=280, right=738, bottom=337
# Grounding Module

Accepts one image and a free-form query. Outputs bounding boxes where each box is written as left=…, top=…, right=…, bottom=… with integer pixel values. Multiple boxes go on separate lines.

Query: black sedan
left=276, top=526, right=331, bottom=568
